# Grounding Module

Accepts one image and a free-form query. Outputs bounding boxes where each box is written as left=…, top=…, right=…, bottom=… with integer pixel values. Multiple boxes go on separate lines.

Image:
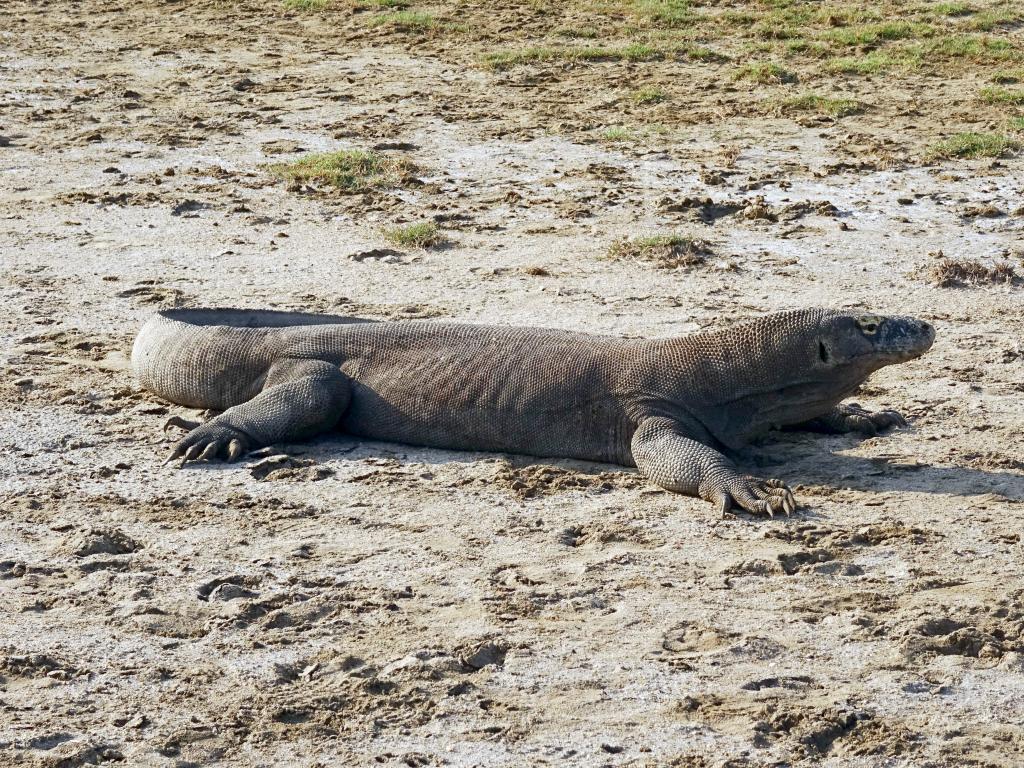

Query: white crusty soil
left=2, top=3, right=1024, bottom=767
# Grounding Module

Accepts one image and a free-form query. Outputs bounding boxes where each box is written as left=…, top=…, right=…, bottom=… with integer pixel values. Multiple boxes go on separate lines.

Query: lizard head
left=686, top=308, right=935, bottom=449
left=815, top=311, right=935, bottom=375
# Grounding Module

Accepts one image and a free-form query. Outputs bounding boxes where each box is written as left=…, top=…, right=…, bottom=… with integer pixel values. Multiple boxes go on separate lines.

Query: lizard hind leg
left=166, top=359, right=351, bottom=466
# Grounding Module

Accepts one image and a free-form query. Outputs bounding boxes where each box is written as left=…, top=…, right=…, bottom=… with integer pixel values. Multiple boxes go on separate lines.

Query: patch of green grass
left=991, top=69, right=1024, bottom=83
left=785, top=39, right=830, bottom=57
left=355, top=0, right=408, bottom=7
left=283, top=0, right=328, bottom=10
left=623, top=42, right=659, bottom=61
left=632, top=0, right=692, bottom=28
left=368, top=10, right=434, bottom=30
left=1007, top=116, right=1024, bottom=132
left=925, top=34, right=1016, bottom=60
left=633, top=86, right=666, bottom=104
left=827, top=22, right=933, bottom=47
left=925, top=131, right=1019, bottom=160
left=752, top=22, right=799, bottom=40
left=933, top=2, right=973, bottom=16
left=555, top=25, right=599, bottom=38
left=601, top=126, right=634, bottom=142
left=608, top=233, right=712, bottom=269
left=271, top=149, right=413, bottom=192
left=965, top=9, right=1020, bottom=31
left=483, top=47, right=556, bottom=69
left=384, top=221, right=443, bottom=248
left=811, top=5, right=882, bottom=25
left=721, top=10, right=757, bottom=27
left=734, top=61, right=795, bottom=84
left=762, top=6, right=815, bottom=27
left=483, top=43, right=662, bottom=70
left=777, top=92, right=862, bottom=117
left=825, top=51, right=903, bottom=74
left=679, top=44, right=727, bottom=62
left=980, top=86, right=1024, bottom=104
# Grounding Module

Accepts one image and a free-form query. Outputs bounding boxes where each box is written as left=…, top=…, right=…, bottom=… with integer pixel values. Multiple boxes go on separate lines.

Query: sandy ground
left=3, top=2, right=1024, bottom=766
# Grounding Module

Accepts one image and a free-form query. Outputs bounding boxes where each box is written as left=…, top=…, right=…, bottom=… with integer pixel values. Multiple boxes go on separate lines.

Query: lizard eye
left=856, top=314, right=882, bottom=336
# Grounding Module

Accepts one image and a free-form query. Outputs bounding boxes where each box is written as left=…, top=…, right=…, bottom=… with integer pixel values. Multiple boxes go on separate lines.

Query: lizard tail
left=131, top=308, right=370, bottom=410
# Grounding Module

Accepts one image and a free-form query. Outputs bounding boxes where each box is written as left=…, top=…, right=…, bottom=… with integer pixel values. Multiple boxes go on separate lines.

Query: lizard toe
left=227, top=438, right=247, bottom=462
left=182, top=444, right=204, bottom=463
left=197, top=441, right=223, bottom=461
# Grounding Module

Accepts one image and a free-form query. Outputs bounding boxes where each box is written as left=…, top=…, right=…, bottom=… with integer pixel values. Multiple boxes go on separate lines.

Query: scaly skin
left=132, top=308, right=935, bottom=516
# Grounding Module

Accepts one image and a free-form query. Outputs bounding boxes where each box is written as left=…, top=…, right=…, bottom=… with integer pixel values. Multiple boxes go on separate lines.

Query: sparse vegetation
left=777, top=93, right=862, bottom=117
left=269, top=0, right=1024, bottom=170
left=384, top=221, right=444, bottom=248
left=271, top=149, right=414, bottom=192
left=608, top=234, right=712, bottom=269
left=925, top=132, right=1019, bottom=160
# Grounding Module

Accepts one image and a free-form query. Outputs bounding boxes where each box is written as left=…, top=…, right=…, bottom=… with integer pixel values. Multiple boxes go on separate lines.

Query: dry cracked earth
left=2, top=1, right=1024, bottom=767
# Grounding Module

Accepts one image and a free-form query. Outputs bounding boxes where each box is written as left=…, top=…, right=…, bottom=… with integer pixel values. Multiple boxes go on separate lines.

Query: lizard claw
left=713, top=475, right=798, bottom=518
left=164, top=422, right=252, bottom=466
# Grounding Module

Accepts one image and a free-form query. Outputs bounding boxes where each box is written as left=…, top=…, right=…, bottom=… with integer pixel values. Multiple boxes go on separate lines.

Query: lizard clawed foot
left=164, top=422, right=251, bottom=466
left=707, top=475, right=797, bottom=518
left=833, top=403, right=907, bottom=436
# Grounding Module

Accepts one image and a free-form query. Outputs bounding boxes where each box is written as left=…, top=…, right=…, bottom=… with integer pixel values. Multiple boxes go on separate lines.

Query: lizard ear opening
left=818, top=340, right=831, bottom=365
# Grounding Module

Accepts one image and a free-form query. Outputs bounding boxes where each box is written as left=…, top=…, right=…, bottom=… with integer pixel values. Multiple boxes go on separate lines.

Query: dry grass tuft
left=920, top=251, right=1018, bottom=287
left=608, top=234, right=712, bottom=269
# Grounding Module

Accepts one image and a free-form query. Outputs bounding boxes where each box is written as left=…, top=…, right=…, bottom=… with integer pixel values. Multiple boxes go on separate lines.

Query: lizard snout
left=879, top=316, right=935, bottom=361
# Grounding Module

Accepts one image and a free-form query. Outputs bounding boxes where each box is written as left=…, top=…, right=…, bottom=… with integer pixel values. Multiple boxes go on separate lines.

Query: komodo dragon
left=132, top=307, right=934, bottom=516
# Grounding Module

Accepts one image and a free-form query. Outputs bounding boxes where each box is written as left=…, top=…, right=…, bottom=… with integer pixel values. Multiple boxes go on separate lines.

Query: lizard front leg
left=631, top=417, right=796, bottom=517
left=795, top=402, right=906, bottom=436
left=166, top=359, right=351, bottom=464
